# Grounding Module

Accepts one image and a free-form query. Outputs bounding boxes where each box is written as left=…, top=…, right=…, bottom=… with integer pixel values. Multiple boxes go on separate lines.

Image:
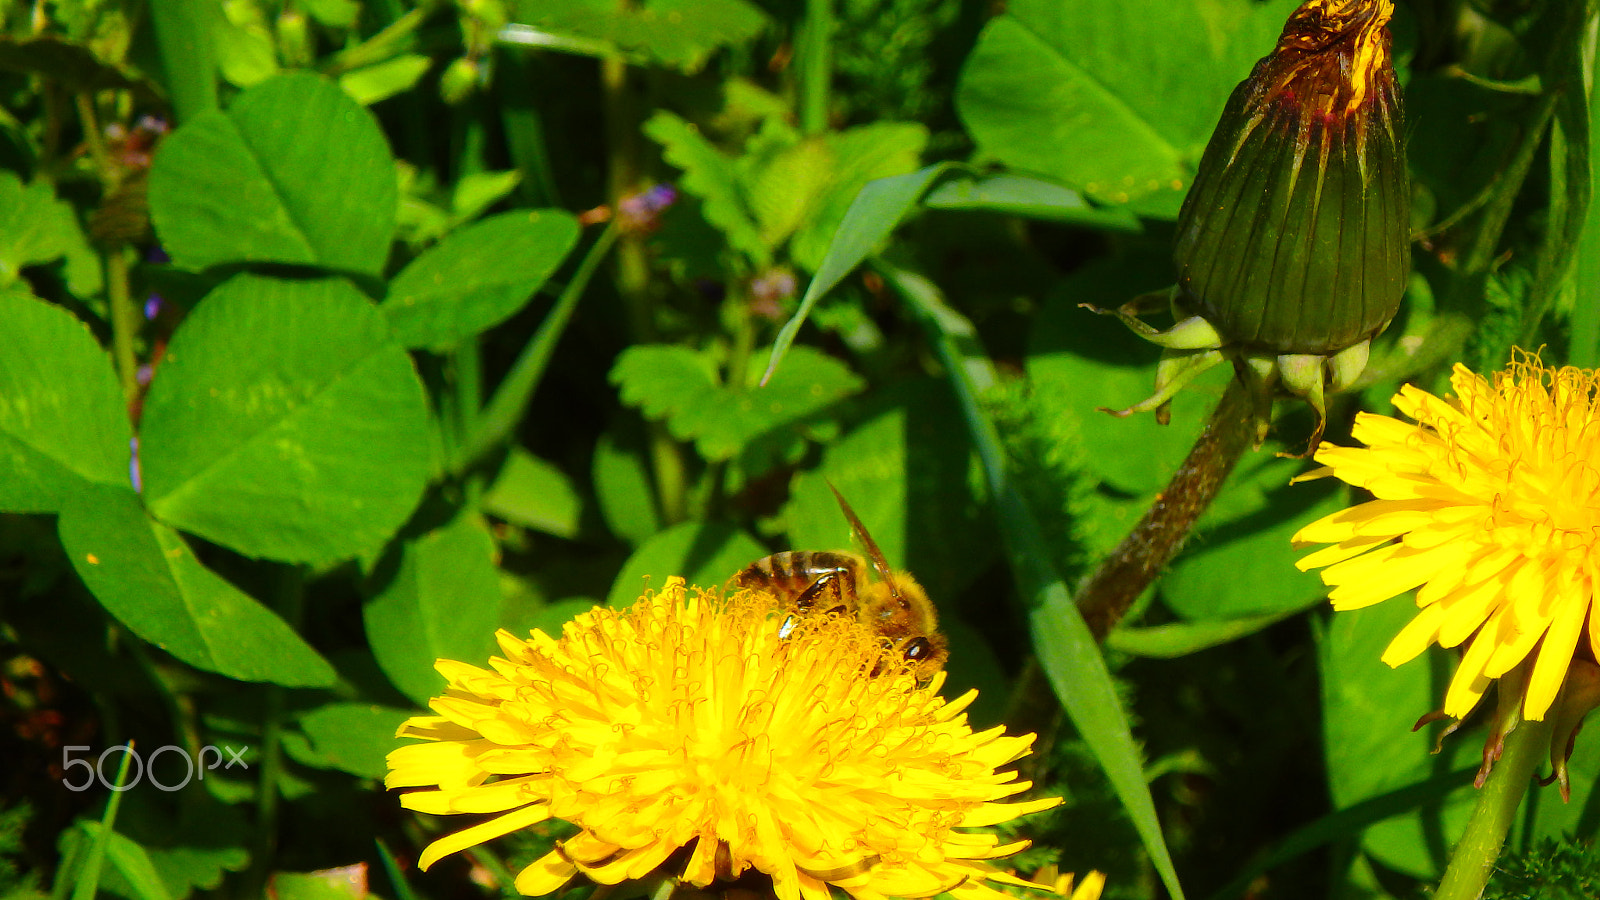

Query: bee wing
left=825, top=481, right=899, bottom=594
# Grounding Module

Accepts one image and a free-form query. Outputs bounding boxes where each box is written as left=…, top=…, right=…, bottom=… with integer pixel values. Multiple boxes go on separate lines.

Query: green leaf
left=1319, top=600, right=1479, bottom=878
left=787, top=122, right=928, bottom=271
left=762, top=163, right=1135, bottom=385
left=285, top=703, right=412, bottom=780
left=58, top=484, right=337, bottom=687
left=301, top=0, right=361, bottom=28
left=452, top=170, right=524, bottom=222
left=1027, top=252, right=1228, bottom=496
left=783, top=383, right=994, bottom=596
left=338, top=54, right=432, bottom=106
left=1106, top=608, right=1301, bottom=658
left=365, top=512, right=503, bottom=705
left=762, top=165, right=951, bottom=384
left=384, top=209, right=579, bottom=350
left=139, top=274, right=431, bottom=564
left=270, top=870, right=368, bottom=900
left=605, top=521, right=765, bottom=608
left=1160, top=454, right=1347, bottom=619
left=484, top=448, right=583, bottom=539
left=0, top=172, right=101, bottom=296
left=512, top=0, right=769, bottom=72
left=881, top=259, right=1187, bottom=900
left=956, top=0, right=1294, bottom=213
left=0, top=291, right=131, bottom=514
left=592, top=424, right=661, bottom=546
left=644, top=110, right=769, bottom=266
left=70, top=822, right=171, bottom=900
left=211, top=10, right=278, bottom=88
left=612, top=343, right=862, bottom=461
left=148, top=71, right=397, bottom=275
left=921, top=171, right=1142, bottom=230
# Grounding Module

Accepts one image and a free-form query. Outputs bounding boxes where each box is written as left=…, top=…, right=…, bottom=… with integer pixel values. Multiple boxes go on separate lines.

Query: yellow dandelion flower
left=1292, top=354, right=1600, bottom=723
left=386, top=578, right=1065, bottom=900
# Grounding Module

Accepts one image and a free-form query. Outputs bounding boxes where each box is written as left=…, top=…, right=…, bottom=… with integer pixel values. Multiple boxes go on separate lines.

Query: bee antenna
left=824, top=480, right=898, bottom=595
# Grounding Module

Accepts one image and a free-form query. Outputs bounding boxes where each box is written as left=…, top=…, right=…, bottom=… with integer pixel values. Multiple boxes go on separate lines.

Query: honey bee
left=732, top=484, right=948, bottom=681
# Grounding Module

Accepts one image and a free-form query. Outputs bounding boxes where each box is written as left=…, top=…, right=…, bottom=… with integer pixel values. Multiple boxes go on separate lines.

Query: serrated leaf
left=612, top=343, right=862, bottom=461
left=0, top=172, right=102, bottom=296
left=149, top=72, right=397, bottom=275
left=0, top=291, right=131, bottom=514
left=956, top=0, right=1295, bottom=213
left=139, top=274, right=431, bottom=564
left=365, top=512, right=503, bottom=704
left=58, top=484, right=337, bottom=686
left=384, top=209, right=579, bottom=350
left=644, top=110, right=769, bottom=266
left=1026, top=251, right=1227, bottom=495
left=604, top=520, right=765, bottom=608
left=484, top=448, right=583, bottom=539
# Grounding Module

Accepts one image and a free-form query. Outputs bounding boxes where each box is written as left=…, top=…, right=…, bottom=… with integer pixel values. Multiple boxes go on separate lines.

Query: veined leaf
left=59, top=485, right=337, bottom=687
left=149, top=72, right=397, bottom=275
left=956, top=0, right=1295, bottom=214
left=140, top=274, right=431, bottom=564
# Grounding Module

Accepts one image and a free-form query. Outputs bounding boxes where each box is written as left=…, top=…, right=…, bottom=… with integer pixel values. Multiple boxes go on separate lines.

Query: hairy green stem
left=1074, top=376, right=1259, bottom=640
left=458, top=223, right=619, bottom=471
left=1433, top=716, right=1553, bottom=900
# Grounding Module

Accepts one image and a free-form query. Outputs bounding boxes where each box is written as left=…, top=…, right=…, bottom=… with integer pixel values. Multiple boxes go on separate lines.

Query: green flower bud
left=1174, top=0, right=1408, bottom=356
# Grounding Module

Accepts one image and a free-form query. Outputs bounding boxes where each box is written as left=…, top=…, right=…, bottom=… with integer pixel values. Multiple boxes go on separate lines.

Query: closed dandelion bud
left=1174, top=0, right=1408, bottom=356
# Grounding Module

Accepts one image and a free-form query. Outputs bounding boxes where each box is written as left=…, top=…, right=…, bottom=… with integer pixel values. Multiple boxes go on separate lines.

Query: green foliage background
left=1, top=0, right=1599, bottom=899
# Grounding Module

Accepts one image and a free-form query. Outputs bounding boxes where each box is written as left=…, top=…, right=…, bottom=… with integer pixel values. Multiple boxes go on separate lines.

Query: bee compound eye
left=903, top=637, right=932, bottom=661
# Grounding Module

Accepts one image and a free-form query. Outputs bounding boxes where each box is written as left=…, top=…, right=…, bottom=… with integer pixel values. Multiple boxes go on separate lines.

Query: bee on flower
left=386, top=578, right=1099, bottom=900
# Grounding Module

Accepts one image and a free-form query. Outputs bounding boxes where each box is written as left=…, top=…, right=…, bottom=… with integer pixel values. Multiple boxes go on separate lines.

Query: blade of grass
left=70, top=743, right=136, bottom=900
left=878, top=259, right=1188, bottom=900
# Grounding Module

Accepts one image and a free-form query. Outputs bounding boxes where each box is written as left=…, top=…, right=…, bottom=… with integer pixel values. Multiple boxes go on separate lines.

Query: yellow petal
left=1524, top=585, right=1588, bottom=720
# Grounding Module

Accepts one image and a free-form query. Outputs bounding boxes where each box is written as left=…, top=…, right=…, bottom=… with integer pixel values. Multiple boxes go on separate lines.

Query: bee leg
left=794, top=570, right=849, bottom=615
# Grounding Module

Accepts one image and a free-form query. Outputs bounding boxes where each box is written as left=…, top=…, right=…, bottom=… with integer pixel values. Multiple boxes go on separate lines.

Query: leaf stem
left=1074, top=375, right=1260, bottom=640
left=1433, top=715, right=1553, bottom=900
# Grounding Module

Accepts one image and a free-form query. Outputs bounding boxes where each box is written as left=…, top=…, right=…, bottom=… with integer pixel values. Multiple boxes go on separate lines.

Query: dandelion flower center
left=386, top=579, right=1062, bottom=900
left=1293, top=355, right=1600, bottom=722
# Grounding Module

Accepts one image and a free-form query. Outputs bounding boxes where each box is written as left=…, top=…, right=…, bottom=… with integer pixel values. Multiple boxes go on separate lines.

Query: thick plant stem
left=1434, top=716, right=1553, bottom=900
left=797, top=0, right=833, bottom=135
left=1075, top=376, right=1260, bottom=640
